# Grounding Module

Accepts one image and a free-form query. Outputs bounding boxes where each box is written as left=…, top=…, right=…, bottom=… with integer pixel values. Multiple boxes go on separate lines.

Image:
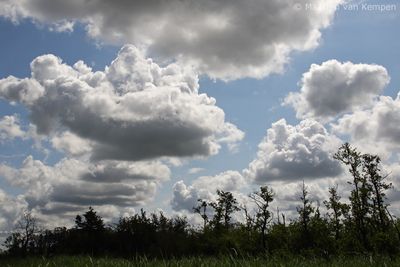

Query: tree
left=334, top=143, right=395, bottom=251
left=73, top=207, right=106, bottom=255
left=193, top=199, right=209, bottom=230
left=334, top=143, right=369, bottom=249
left=324, top=185, right=349, bottom=241
left=249, top=185, right=274, bottom=250
left=241, top=204, right=255, bottom=234
left=210, top=190, right=240, bottom=229
left=75, top=207, right=105, bottom=232
left=4, top=211, right=40, bottom=255
left=297, top=181, right=314, bottom=235
left=362, top=154, right=392, bottom=231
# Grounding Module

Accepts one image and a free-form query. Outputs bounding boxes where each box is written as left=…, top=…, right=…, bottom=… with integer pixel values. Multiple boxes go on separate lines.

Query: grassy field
left=0, top=255, right=399, bottom=267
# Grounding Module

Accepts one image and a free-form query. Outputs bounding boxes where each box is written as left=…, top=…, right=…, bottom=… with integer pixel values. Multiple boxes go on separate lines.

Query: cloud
left=381, top=162, right=400, bottom=215
left=82, top=160, right=170, bottom=183
left=0, top=45, right=243, bottom=161
left=0, top=156, right=170, bottom=218
left=188, top=168, right=204, bottom=175
left=285, top=60, right=390, bottom=122
left=0, top=189, right=27, bottom=239
left=0, top=76, right=44, bottom=105
left=0, top=115, right=25, bottom=141
left=48, top=20, right=74, bottom=33
left=171, top=170, right=247, bottom=212
left=0, top=0, right=342, bottom=80
left=244, top=119, right=343, bottom=183
left=51, top=131, right=92, bottom=156
left=332, top=93, right=400, bottom=157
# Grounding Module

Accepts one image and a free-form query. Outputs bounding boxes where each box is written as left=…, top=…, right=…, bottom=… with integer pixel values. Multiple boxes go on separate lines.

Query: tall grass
left=0, top=255, right=399, bottom=267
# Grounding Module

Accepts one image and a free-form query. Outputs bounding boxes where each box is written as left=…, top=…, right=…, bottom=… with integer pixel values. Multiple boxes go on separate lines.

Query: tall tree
left=193, top=199, right=209, bottom=230
left=210, top=190, right=240, bottom=229
left=323, top=185, right=349, bottom=240
left=362, top=154, right=392, bottom=231
left=249, top=185, right=274, bottom=250
left=334, top=143, right=369, bottom=249
left=297, top=181, right=314, bottom=235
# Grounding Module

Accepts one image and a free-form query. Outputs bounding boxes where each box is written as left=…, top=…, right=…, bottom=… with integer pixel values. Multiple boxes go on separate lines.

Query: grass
left=0, top=255, right=399, bottom=267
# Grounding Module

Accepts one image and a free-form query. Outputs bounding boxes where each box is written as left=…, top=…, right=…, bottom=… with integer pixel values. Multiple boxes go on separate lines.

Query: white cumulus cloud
left=0, top=115, right=26, bottom=141
left=285, top=60, right=390, bottom=122
left=0, top=0, right=342, bottom=80
left=244, top=119, right=343, bottom=183
left=332, top=93, right=400, bottom=157
left=0, top=156, right=170, bottom=221
left=0, top=45, right=243, bottom=161
left=172, top=170, right=247, bottom=212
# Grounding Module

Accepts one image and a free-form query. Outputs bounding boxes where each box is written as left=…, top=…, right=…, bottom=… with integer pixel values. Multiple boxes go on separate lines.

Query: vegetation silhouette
left=2, top=143, right=400, bottom=259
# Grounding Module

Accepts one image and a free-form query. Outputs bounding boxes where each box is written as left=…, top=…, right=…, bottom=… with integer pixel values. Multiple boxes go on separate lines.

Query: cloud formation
left=0, top=45, right=243, bottom=161
left=172, top=170, right=247, bottom=212
left=285, top=60, right=390, bottom=121
left=0, top=76, right=44, bottom=105
left=0, top=0, right=342, bottom=80
left=245, top=119, right=343, bottom=183
left=0, top=156, right=170, bottom=218
left=0, top=189, right=27, bottom=239
left=332, top=93, right=400, bottom=156
left=0, top=115, right=25, bottom=141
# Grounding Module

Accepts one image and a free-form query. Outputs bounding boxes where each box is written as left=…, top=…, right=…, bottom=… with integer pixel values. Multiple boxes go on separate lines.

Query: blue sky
left=0, top=0, right=399, bottom=229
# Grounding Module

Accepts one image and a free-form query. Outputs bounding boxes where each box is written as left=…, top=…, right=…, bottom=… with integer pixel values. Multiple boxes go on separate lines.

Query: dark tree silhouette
left=334, top=143, right=369, bottom=249
left=249, top=185, right=274, bottom=250
left=193, top=199, right=209, bottom=231
left=75, top=206, right=105, bottom=231
left=210, top=190, right=240, bottom=230
left=362, top=154, right=392, bottom=231
left=324, top=185, right=349, bottom=241
left=297, top=181, right=314, bottom=236
left=4, top=211, right=40, bottom=256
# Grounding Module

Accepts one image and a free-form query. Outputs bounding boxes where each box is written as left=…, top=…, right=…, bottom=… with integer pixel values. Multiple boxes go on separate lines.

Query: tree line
left=3, top=143, right=400, bottom=258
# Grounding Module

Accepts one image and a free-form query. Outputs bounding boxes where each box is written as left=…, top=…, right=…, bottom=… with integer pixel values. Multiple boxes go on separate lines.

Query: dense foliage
left=2, top=143, right=400, bottom=259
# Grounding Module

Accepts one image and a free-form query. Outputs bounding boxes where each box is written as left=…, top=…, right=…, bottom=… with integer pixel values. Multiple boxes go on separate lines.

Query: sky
left=0, top=0, right=399, bottom=237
